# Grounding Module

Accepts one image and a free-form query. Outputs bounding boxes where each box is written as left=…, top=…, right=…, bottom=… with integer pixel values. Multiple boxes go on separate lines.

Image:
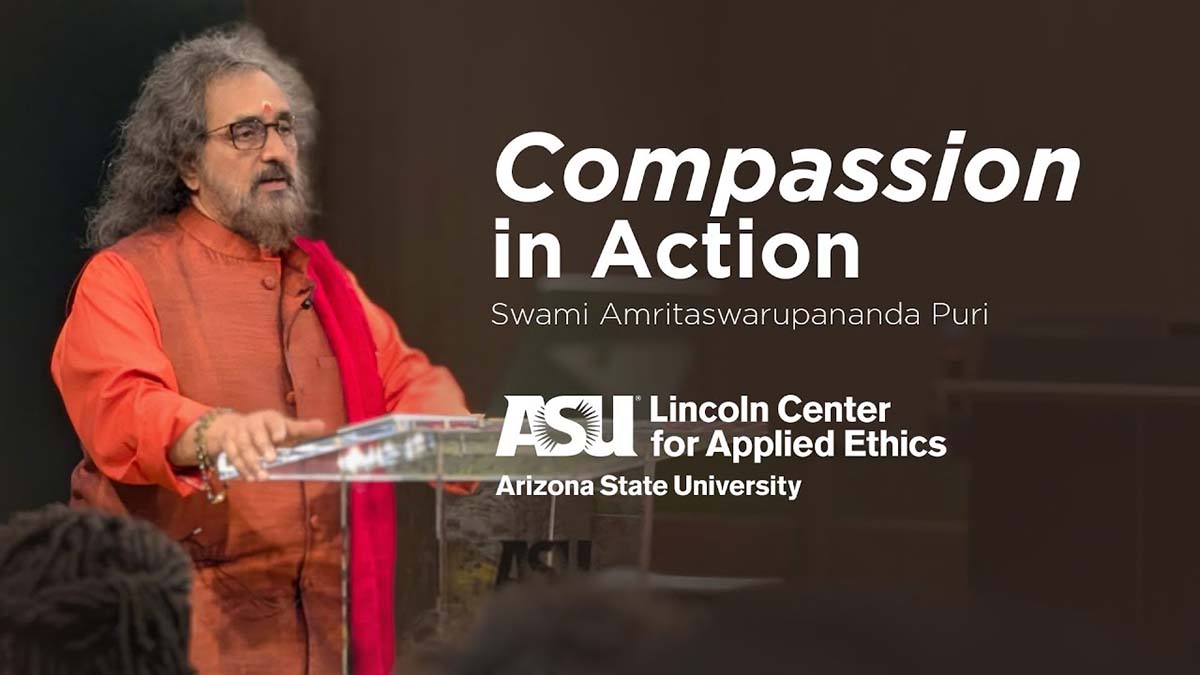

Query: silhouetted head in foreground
left=410, top=578, right=700, bottom=675
left=414, top=578, right=1179, bottom=675
left=0, top=505, right=194, bottom=674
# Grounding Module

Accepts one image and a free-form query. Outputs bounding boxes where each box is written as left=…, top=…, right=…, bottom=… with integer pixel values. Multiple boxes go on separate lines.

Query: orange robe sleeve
left=347, top=272, right=477, bottom=495
left=51, top=250, right=210, bottom=496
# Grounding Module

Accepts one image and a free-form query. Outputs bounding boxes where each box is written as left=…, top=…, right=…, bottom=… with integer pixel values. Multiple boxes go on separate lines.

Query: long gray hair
left=86, top=25, right=317, bottom=249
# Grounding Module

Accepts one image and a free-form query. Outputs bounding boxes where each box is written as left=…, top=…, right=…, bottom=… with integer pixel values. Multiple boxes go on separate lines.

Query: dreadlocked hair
left=0, top=505, right=195, bottom=674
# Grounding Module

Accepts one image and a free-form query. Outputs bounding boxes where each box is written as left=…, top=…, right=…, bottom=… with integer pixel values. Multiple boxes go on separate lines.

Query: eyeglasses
left=203, top=117, right=298, bottom=150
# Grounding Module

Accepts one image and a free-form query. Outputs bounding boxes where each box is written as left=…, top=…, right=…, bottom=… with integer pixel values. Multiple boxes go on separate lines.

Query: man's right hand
left=171, top=409, right=326, bottom=481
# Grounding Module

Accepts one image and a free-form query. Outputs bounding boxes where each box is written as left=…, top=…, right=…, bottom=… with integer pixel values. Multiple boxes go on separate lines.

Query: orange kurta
left=51, top=207, right=468, bottom=674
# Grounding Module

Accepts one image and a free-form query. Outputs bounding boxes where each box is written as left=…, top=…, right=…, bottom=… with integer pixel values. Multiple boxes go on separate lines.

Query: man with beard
left=50, top=26, right=471, bottom=675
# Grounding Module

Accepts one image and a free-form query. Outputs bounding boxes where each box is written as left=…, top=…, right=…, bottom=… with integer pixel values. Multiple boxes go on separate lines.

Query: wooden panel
left=969, top=399, right=1139, bottom=623
left=827, top=524, right=966, bottom=599
left=1141, top=405, right=1200, bottom=649
left=642, top=514, right=802, bottom=579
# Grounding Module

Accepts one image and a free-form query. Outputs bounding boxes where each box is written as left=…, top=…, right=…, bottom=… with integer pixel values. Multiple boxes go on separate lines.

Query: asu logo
left=496, top=395, right=636, bottom=457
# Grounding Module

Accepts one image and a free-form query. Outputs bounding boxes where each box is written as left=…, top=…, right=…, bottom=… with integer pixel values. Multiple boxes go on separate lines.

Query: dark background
left=0, top=0, right=244, bottom=520
left=3, top=0, right=1197, bottom=661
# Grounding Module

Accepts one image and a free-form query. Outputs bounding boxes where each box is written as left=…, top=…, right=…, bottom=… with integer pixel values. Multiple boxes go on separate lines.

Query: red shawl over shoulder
left=296, top=237, right=395, bottom=675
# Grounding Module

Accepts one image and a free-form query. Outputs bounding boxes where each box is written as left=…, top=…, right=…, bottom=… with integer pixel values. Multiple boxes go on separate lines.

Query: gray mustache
left=254, top=165, right=293, bottom=186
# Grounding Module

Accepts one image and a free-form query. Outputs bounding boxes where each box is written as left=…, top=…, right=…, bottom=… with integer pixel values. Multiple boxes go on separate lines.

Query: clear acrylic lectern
left=215, top=413, right=663, bottom=674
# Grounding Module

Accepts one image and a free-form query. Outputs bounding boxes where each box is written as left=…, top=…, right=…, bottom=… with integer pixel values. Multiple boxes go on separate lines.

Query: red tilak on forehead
left=262, top=100, right=273, bottom=115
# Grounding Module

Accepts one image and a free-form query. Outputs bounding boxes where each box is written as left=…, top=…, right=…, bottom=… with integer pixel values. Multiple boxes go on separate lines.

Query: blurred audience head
left=414, top=578, right=1171, bottom=675
left=411, top=578, right=699, bottom=675
left=0, top=505, right=194, bottom=674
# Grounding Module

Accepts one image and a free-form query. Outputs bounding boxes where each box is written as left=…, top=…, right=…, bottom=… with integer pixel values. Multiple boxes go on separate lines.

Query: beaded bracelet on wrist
left=194, top=407, right=233, bottom=504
